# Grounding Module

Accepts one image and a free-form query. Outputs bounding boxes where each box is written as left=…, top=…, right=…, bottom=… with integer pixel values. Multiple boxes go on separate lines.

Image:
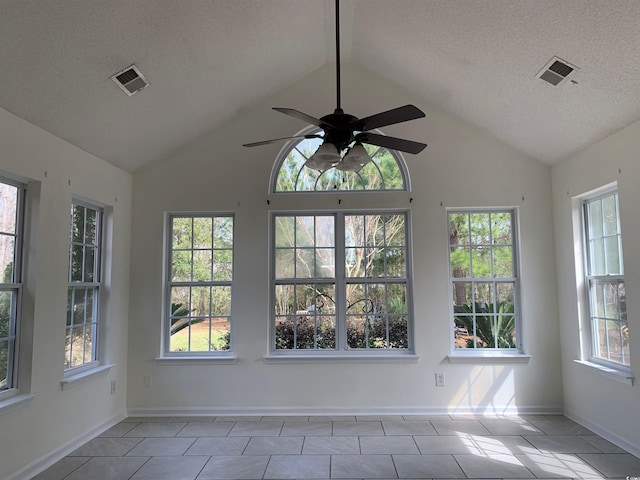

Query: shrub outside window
left=583, top=191, right=629, bottom=367
left=66, top=201, right=103, bottom=370
left=166, top=214, right=233, bottom=354
left=272, top=212, right=412, bottom=352
left=0, top=178, right=25, bottom=393
left=448, top=210, right=521, bottom=351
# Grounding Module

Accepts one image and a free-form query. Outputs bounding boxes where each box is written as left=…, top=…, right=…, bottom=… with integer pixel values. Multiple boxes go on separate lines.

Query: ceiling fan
left=243, top=0, right=427, bottom=172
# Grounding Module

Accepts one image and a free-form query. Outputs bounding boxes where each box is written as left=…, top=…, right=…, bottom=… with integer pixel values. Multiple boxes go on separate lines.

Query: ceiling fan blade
left=350, top=104, right=425, bottom=131
left=273, top=108, right=332, bottom=128
left=243, top=134, right=322, bottom=148
left=357, top=132, right=427, bottom=154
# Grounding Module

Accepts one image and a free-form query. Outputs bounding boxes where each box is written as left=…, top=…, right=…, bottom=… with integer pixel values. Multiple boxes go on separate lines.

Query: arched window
left=268, top=130, right=415, bottom=356
left=271, top=130, right=410, bottom=193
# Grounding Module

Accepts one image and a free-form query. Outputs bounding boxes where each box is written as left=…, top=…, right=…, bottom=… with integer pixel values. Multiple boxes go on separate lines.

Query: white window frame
left=269, top=210, right=414, bottom=356
left=447, top=208, right=524, bottom=355
left=65, top=200, right=104, bottom=373
left=581, top=188, right=630, bottom=371
left=0, top=177, right=26, bottom=399
left=162, top=213, right=235, bottom=358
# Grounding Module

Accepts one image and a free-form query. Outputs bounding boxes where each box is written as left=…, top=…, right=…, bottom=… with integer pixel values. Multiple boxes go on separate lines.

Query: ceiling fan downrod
left=335, top=0, right=342, bottom=113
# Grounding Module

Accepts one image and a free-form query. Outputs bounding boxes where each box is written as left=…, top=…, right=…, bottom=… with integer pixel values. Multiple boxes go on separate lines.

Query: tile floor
left=32, top=414, right=640, bottom=479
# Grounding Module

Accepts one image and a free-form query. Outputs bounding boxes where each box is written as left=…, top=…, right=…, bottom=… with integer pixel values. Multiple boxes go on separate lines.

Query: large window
left=272, top=212, right=412, bottom=352
left=583, top=190, right=629, bottom=367
left=66, top=201, right=103, bottom=370
left=166, top=215, right=233, bottom=354
left=448, top=210, right=521, bottom=351
left=0, top=178, right=25, bottom=393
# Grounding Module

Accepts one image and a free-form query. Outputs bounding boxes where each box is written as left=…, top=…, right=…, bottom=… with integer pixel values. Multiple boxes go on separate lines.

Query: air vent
left=537, top=56, right=578, bottom=86
left=110, top=64, right=149, bottom=96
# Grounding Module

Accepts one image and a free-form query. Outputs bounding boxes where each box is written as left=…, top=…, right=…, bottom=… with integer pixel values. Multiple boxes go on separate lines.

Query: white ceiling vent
left=110, top=64, right=149, bottom=96
left=537, top=57, right=578, bottom=86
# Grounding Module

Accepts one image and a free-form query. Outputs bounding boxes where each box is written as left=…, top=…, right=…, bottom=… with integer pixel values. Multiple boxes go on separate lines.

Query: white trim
left=5, top=410, right=127, bottom=480
left=574, top=359, right=634, bottom=385
left=60, top=363, right=114, bottom=390
left=0, top=392, right=36, bottom=416
left=564, top=407, right=640, bottom=458
left=156, top=356, right=237, bottom=365
left=447, top=354, right=531, bottom=364
left=263, top=353, right=421, bottom=364
left=126, top=404, right=563, bottom=418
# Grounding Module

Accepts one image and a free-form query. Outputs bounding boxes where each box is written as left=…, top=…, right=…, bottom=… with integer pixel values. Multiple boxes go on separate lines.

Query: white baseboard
left=6, top=410, right=127, bottom=480
left=126, top=404, right=564, bottom=417
left=564, top=407, right=640, bottom=458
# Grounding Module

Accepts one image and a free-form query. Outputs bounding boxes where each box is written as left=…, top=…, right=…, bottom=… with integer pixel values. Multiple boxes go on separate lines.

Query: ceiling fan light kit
left=243, top=0, right=427, bottom=171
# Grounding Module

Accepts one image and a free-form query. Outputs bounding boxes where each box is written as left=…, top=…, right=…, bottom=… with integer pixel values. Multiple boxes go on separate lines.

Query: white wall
left=552, top=119, right=640, bottom=454
left=0, top=108, right=132, bottom=479
left=128, top=64, right=562, bottom=416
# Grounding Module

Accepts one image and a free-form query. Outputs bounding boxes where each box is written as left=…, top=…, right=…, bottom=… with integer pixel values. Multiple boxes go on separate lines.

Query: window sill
left=61, top=364, right=114, bottom=390
left=263, top=353, right=421, bottom=364
left=574, top=360, right=634, bottom=386
left=0, top=392, right=36, bottom=416
left=156, top=355, right=237, bottom=365
left=447, top=353, right=531, bottom=364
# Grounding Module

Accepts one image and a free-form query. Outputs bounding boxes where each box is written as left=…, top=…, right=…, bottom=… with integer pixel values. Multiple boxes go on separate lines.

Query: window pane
left=0, top=339, right=9, bottom=392
left=604, top=236, right=621, bottom=274
left=449, top=213, right=470, bottom=246
left=193, top=217, right=212, bottom=248
left=388, top=316, right=408, bottom=348
left=491, top=212, right=512, bottom=244
left=275, top=217, right=295, bottom=248
left=191, top=286, right=211, bottom=317
left=212, top=286, right=231, bottom=316
left=317, top=316, right=336, bottom=349
left=84, top=246, right=95, bottom=282
left=295, top=248, right=315, bottom=278
left=470, top=213, right=490, bottom=245
left=85, top=208, right=97, bottom=244
left=0, top=235, right=15, bottom=282
left=0, top=183, right=18, bottom=234
left=387, top=284, right=407, bottom=314
left=385, top=214, right=405, bottom=245
left=316, top=216, right=334, bottom=247
left=588, top=200, right=603, bottom=238
left=369, top=247, right=385, bottom=277
left=602, top=195, right=618, bottom=236
left=73, top=288, right=86, bottom=325
left=471, top=247, right=491, bottom=277
left=70, top=245, right=84, bottom=281
left=296, top=217, right=314, bottom=247
left=193, top=250, right=212, bottom=282
left=214, top=217, right=233, bottom=249
left=345, top=215, right=364, bottom=247
left=71, top=204, right=85, bottom=243
left=387, top=247, right=406, bottom=277
left=315, top=248, right=335, bottom=278
left=172, top=217, right=192, bottom=249
left=450, top=247, right=470, bottom=278
left=275, top=248, right=294, bottom=278
left=347, top=316, right=366, bottom=349
left=345, top=247, right=365, bottom=278
left=212, top=319, right=230, bottom=351
left=493, top=246, right=513, bottom=277
left=172, top=250, right=192, bottom=282
left=213, top=249, right=233, bottom=281
left=275, top=316, right=295, bottom=349
left=589, top=238, right=605, bottom=275
left=274, top=284, right=294, bottom=316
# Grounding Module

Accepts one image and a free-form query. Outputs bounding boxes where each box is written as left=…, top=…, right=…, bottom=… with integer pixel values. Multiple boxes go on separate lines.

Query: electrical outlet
left=435, top=372, right=445, bottom=387
left=110, top=380, right=116, bottom=395
left=143, top=375, right=152, bottom=388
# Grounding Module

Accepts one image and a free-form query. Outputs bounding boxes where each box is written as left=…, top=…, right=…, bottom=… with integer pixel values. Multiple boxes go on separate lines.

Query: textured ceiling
left=1, top=0, right=639, bottom=172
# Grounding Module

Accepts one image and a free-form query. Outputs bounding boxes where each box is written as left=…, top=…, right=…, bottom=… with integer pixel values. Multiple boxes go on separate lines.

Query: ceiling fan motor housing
left=320, top=109, right=359, bottom=151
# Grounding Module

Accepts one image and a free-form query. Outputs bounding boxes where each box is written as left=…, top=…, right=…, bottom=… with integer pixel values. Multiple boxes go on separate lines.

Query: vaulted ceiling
left=1, top=0, right=639, bottom=172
